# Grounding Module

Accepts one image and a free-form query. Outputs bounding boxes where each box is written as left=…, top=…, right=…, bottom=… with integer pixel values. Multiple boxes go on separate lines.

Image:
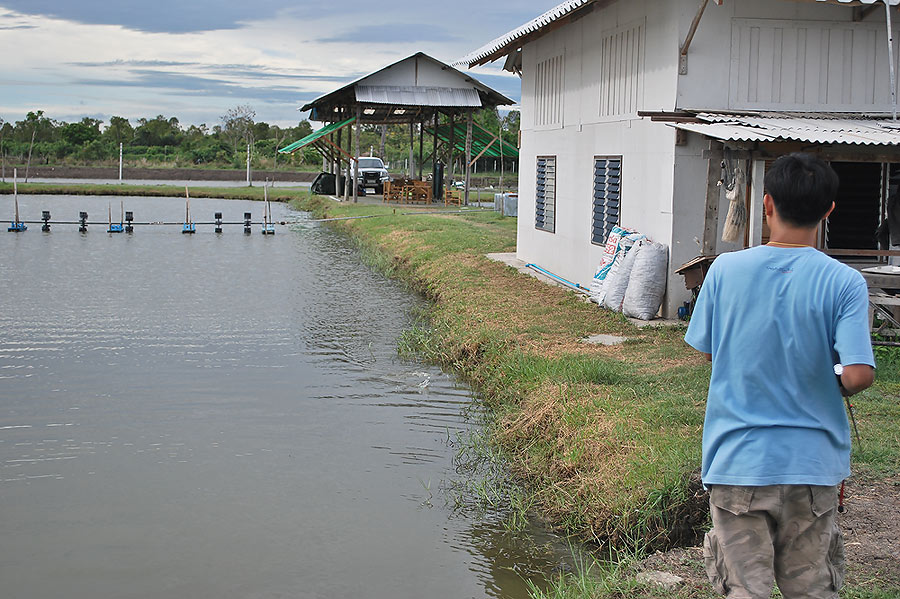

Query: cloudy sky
left=0, top=1, right=547, bottom=130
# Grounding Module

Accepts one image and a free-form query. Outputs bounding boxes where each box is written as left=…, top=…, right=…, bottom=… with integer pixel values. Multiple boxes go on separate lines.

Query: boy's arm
left=839, top=364, right=874, bottom=396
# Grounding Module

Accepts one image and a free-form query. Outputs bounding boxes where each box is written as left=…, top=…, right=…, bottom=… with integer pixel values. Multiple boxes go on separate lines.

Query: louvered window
left=592, top=157, right=622, bottom=245
left=536, top=156, right=556, bottom=233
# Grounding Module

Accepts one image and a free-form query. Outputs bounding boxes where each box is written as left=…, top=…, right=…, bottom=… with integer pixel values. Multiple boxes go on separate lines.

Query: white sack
left=622, top=241, right=669, bottom=320
left=591, top=230, right=644, bottom=304
left=603, top=242, right=641, bottom=312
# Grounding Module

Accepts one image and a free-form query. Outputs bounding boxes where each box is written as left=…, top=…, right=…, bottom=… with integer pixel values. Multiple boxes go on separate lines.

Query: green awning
left=425, top=121, right=519, bottom=159
left=278, top=117, right=356, bottom=154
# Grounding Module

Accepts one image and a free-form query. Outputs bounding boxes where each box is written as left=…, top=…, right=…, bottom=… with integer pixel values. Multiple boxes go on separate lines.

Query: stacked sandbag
left=603, top=242, right=641, bottom=312
left=622, top=241, right=669, bottom=320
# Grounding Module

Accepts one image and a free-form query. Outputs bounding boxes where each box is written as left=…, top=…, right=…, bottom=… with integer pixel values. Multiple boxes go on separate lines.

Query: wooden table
left=862, top=269, right=900, bottom=336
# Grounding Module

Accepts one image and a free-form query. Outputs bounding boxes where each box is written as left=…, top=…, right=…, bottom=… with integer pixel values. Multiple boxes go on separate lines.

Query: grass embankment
left=292, top=194, right=900, bottom=599
left=0, top=181, right=312, bottom=202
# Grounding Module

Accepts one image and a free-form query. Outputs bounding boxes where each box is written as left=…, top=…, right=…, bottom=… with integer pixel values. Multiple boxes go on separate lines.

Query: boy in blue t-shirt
left=685, top=153, right=874, bottom=599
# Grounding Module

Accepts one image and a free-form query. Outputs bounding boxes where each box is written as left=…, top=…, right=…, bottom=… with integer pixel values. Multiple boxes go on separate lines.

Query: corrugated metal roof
left=277, top=117, right=356, bottom=155
left=355, top=85, right=482, bottom=107
left=455, top=0, right=597, bottom=67
left=670, top=114, right=900, bottom=145
left=455, top=0, right=900, bottom=68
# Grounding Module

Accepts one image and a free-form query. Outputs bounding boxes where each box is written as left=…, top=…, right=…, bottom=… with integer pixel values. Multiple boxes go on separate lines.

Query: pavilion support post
left=448, top=111, right=456, bottom=191
left=336, top=129, right=342, bottom=179
left=432, top=111, right=439, bottom=172
left=330, top=134, right=336, bottom=175
left=749, top=158, right=766, bottom=247
left=418, top=121, right=424, bottom=181
left=343, top=125, right=350, bottom=202
left=354, top=106, right=361, bottom=204
left=408, top=122, right=415, bottom=178
left=464, top=110, right=473, bottom=206
left=702, top=140, right=724, bottom=255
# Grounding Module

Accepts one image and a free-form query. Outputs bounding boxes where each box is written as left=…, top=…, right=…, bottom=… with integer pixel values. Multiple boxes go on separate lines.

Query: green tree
left=61, top=117, right=101, bottom=146
left=103, top=116, right=134, bottom=146
left=133, top=115, right=182, bottom=147
left=220, top=105, right=256, bottom=153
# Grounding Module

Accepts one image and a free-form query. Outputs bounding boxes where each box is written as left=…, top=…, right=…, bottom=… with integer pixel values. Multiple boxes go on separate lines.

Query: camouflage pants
left=703, top=484, right=845, bottom=599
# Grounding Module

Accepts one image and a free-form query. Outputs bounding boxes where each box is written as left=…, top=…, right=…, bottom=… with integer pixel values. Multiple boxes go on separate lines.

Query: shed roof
left=669, top=113, right=900, bottom=145
left=455, top=0, right=900, bottom=69
left=301, top=52, right=513, bottom=123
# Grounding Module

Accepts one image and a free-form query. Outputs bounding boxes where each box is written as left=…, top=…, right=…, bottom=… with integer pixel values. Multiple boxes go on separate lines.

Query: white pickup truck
left=352, top=157, right=390, bottom=194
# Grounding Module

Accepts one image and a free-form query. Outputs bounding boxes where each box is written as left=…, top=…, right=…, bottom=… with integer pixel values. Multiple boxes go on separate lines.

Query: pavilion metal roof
left=301, top=52, right=513, bottom=124
left=669, top=113, right=900, bottom=145
left=455, top=0, right=900, bottom=68
left=355, top=85, right=482, bottom=107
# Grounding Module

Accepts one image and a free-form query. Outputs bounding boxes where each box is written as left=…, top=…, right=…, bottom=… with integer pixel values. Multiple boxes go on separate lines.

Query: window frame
left=535, top=155, right=557, bottom=234
left=591, top=155, right=623, bottom=246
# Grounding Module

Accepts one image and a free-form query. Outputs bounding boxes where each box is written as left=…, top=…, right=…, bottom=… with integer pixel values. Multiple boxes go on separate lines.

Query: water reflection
left=0, top=194, right=575, bottom=599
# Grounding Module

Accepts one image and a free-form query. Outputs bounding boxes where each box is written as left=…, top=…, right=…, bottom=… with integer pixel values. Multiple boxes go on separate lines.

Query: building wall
left=517, top=0, right=688, bottom=316
left=678, top=0, right=899, bottom=111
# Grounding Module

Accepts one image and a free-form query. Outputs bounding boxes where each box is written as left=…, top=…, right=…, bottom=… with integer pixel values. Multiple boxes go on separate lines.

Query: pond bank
left=292, top=194, right=900, bottom=599
left=2, top=164, right=316, bottom=182
left=0, top=182, right=310, bottom=202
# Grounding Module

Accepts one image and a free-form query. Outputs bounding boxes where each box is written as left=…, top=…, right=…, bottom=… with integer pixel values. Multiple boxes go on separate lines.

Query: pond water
left=0, top=195, right=571, bottom=599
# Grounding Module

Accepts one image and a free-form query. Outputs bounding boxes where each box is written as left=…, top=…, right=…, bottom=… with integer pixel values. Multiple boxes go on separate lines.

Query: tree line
left=0, top=105, right=520, bottom=176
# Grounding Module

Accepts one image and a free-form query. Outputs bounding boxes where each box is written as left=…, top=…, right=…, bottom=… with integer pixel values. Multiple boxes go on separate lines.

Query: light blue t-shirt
left=685, top=246, right=875, bottom=486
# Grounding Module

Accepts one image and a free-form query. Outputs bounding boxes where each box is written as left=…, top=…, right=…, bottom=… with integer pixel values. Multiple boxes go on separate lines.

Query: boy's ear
left=763, top=193, right=775, bottom=217
left=823, top=201, right=835, bottom=221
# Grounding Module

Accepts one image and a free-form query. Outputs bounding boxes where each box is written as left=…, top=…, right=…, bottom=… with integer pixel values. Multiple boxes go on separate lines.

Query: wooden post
left=418, top=122, right=424, bottom=181
left=408, top=122, right=415, bottom=178
left=702, top=141, right=723, bottom=255
left=749, top=158, right=766, bottom=247
left=343, top=122, right=350, bottom=201
left=448, top=111, right=455, bottom=190
left=354, top=106, right=361, bottom=204
left=432, top=111, right=439, bottom=171
left=464, top=110, right=473, bottom=206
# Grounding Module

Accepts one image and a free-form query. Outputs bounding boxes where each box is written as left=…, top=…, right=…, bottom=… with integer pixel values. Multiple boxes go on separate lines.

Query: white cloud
left=0, top=1, right=541, bottom=127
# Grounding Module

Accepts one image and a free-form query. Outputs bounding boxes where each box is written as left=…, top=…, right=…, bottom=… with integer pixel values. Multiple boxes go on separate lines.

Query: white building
left=458, top=0, right=900, bottom=318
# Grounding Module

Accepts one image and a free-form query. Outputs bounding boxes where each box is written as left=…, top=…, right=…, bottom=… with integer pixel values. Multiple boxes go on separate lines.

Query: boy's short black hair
left=764, top=153, right=839, bottom=228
